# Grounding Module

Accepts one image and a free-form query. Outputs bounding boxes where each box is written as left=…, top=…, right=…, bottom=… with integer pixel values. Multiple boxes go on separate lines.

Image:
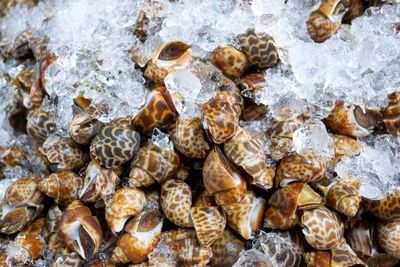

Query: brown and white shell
left=330, top=134, right=363, bottom=168
left=382, top=91, right=400, bottom=137
left=14, top=217, right=45, bottom=262
left=210, top=229, right=244, bottom=267
left=377, top=219, right=400, bottom=258
left=70, top=111, right=102, bottom=145
left=345, top=220, right=375, bottom=258
left=0, top=204, right=43, bottom=234
left=26, top=107, right=56, bottom=143
left=0, top=145, right=26, bottom=168
left=364, top=190, right=400, bottom=220
left=5, top=176, right=45, bottom=205
left=210, top=46, right=249, bottom=80
left=263, top=206, right=299, bottom=230
left=326, top=178, right=362, bottom=217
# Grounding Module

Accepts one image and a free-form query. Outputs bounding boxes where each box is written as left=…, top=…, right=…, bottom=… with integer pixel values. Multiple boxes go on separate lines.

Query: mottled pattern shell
left=105, top=187, right=146, bottom=234
left=59, top=200, right=102, bottom=260
left=325, top=101, right=369, bottom=138
left=210, top=46, right=249, bottom=80
left=144, top=41, right=192, bottom=84
left=224, top=127, right=273, bottom=190
left=345, top=220, right=374, bottom=258
left=210, top=229, right=244, bottom=267
left=201, top=92, right=240, bottom=144
left=161, top=179, right=193, bottom=227
left=377, top=219, right=400, bottom=258
left=263, top=206, right=299, bottom=230
left=304, top=251, right=331, bottom=267
left=133, top=86, right=177, bottom=129
left=237, top=28, right=279, bottom=68
left=342, top=0, right=364, bottom=23
left=191, top=206, right=226, bottom=247
left=169, top=117, right=210, bottom=159
left=52, top=252, right=84, bottom=267
left=366, top=253, right=399, bottom=267
left=382, top=92, right=400, bottom=137
left=0, top=145, right=26, bottom=167
left=267, top=107, right=304, bottom=138
left=364, top=190, right=400, bottom=220
left=111, top=210, right=163, bottom=264
left=0, top=205, right=42, bottom=234
left=240, top=104, right=269, bottom=121
left=306, top=10, right=341, bottom=43
left=80, top=160, right=120, bottom=202
left=26, top=107, right=56, bottom=143
left=331, top=248, right=367, bottom=267
left=270, top=137, right=295, bottom=161
left=90, top=126, right=140, bottom=168
left=129, top=142, right=181, bottom=187
left=39, top=171, right=83, bottom=204
left=300, top=206, right=344, bottom=250
left=327, top=179, right=362, bottom=217
left=276, top=152, right=328, bottom=187
left=5, top=176, right=45, bottom=205
left=41, top=137, right=88, bottom=171
left=238, top=73, right=266, bottom=100
left=14, top=217, right=45, bottom=261
left=330, top=134, right=363, bottom=167
left=222, top=189, right=266, bottom=240
left=70, top=111, right=101, bottom=145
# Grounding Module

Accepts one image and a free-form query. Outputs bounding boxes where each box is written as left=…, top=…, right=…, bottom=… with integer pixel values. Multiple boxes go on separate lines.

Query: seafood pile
left=0, top=0, right=399, bottom=266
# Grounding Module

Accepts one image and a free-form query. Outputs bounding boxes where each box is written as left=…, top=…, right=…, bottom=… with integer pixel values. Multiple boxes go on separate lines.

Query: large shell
left=210, top=46, right=249, bottom=80
left=41, top=137, right=88, bottom=171
left=201, top=92, right=240, bottom=144
left=5, top=176, right=45, bottom=205
left=210, top=229, right=244, bottom=267
left=59, top=200, right=102, bottom=260
left=363, top=190, right=400, bottom=220
left=70, top=111, right=102, bottom=145
left=144, top=41, right=192, bottom=84
left=26, top=107, right=56, bottom=143
left=345, top=220, right=375, bottom=258
left=90, top=126, right=140, bottom=168
left=160, top=179, right=192, bottom=227
left=224, top=127, right=273, bottom=190
left=275, top=152, right=328, bottom=187
left=300, top=206, right=344, bottom=250
left=111, top=210, right=163, bottom=264
left=105, top=187, right=146, bottom=235
left=39, top=171, right=83, bottom=205
left=237, top=28, right=279, bottom=69
left=14, top=217, right=45, bottom=262
left=263, top=206, right=299, bottom=230
left=133, top=86, right=177, bottom=129
left=169, top=117, right=210, bottom=159
left=377, top=219, right=400, bottom=258
left=382, top=92, right=400, bottom=136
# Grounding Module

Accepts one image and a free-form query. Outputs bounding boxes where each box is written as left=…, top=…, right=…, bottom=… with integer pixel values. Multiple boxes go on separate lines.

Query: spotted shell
left=39, top=171, right=83, bottom=205
left=144, top=41, right=192, bottom=84
left=41, top=137, right=88, bottom=171
left=363, top=190, right=400, bottom=220
left=90, top=126, right=140, bottom=168
left=79, top=160, right=120, bottom=202
left=26, top=107, right=56, bottom=143
left=168, top=117, right=209, bottom=159
left=0, top=204, right=43, bottom=234
left=210, top=46, right=249, bottom=80
left=0, top=145, right=26, bottom=167
left=105, top=187, right=146, bottom=235
left=14, top=217, right=45, bottom=262
left=241, top=103, right=269, bottom=121
left=304, top=251, right=332, bottom=267
left=201, top=92, right=240, bottom=144
left=111, top=210, right=163, bottom=264
left=327, top=178, right=362, bottom=217
left=237, top=28, right=279, bottom=69
left=263, top=206, right=299, bottom=230
left=330, top=134, right=363, bottom=168
left=345, top=220, right=375, bottom=258
left=5, top=176, right=45, bottom=205
left=210, top=229, right=244, bottom=267
left=161, top=179, right=192, bottom=227
left=382, top=92, right=400, bottom=137
left=300, top=206, right=344, bottom=250
left=203, top=146, right=247, bottom=205
left=59, top=200, right=102, bottom=260
left=237, top=73, right=266, bottom=100
left=306, top=10, right=341, bottom=43
left=70, top=111, right=102, bottom=145
left=129, top=142, right=181, bottom=187
left=224, top=127, right=274, bottom=190
left=376, top=219, right=400, bottom=258
left=133, top=86, right=177, bottom=129
left=275, top=152, right=328, bottom=187
left=222, top=189, right=266, bottom=240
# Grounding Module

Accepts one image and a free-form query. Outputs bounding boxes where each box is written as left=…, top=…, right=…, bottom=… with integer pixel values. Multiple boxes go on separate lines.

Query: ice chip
left=151, top=128, right=173, bottom=150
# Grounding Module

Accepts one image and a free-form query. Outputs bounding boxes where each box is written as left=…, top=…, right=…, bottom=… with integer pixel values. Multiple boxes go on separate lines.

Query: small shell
left=330, top=248, right=367, bottom=267
left=191, top=205, right=226, bottom=247
left=169, top=117, right=210, bottom=159
left=345, top=220, right=375, bottom=258
left=382, top=92, right=400, bottom=137
left=224, top=127, right=273, bottom=190
left=90, top=126, right=140, bottom=168
left=364, top=190, right=400, bottom=220
left=161, top=179, right=192, bottom=227
left=300, top=206, right=344, bottom=250
left=237, top=28, right=279, bottom=69
left=5, top=176, right=45, bottom=205
left=70, top=111, right=102, bottom=145
left=203, top=146, right=247, bottom=205
left=111, top=210, right=163, bottom=264
left=210, top=46, right=249, bottom=80
left=210, top=229, right=244, bottom=267
left=237, top=73, right=266, bottom=100
left=240, top=103, right=269, bottom=121
left=110, top=116, right=134, bottom=130
left=306, top=10, right=341, bottom=43
left=144, top=41, right=192, bottom=84
left=26, top=107, right=56, bottom=143
left=377, top=219, right=400, bottom=258
left=52, top=252, right=84, bottom=267
left=330, top=134, right=363, bottom=168
left=59, top=200, right=103, bottom=260
left=304, top=251, right=331, bottom=267
left=105, top=187, right=146, bottom=235
left=43, top=205, right=64, bottom=251
left=133, top=86, right=177, bottom=129
left=41, top=137, right=88, bottom=171
left=263, top=206, right=299, bottom=230
left=39, top=171, right=83, bottom=205
left=0, top=204, right=43, bottom=234
left=327, top=179, right=362, bottom=217
left=201, top=92, right=240, bottom=144
left=0, top=145, right=26, bottom=167
left=222, top=189, right=266, bottom=240
left=342, top=0, right=364, bottom=23
left=12, top=30, right=33, bottom=59
left=14, top=217, right=45, bottom=262
left=276, top=152, right=328, bottom=187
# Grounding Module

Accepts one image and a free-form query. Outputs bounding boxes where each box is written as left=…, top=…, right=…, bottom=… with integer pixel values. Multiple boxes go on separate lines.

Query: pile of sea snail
left=0, top=0, right=399, bottom=266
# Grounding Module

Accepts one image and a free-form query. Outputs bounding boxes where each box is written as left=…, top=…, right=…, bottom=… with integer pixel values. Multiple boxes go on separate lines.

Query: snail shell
left=201, top=92, right=240, bottom=144
left=0, top=145, right=26, bottom=167
left=0, top=204, right=43, bottom=234
left=237, top=28, right=279, bottom=69
left=39, top=171, right=83, bottom=205
left=330, top=134, right=363, bottom=168
left=342, top=0, right=364, bottom=23
left=105, top=187, right=146, bottom=235
left=52, top=252, right=84, bottom=267
left=210, top=46, right=249, bottom=80
left=26, top=107, right=56, bottom=143
left=345, top=220, right=375, bottom=258
left=363, top=190, right=400, bottom=220
left=240, top=103, right=269, bottom=121
left=377, top=219, right=400, bottom=258
left=237, top=73, right=266, bottom=101
left=169, top=117, right=210, bottom=159
left=14, top=217, right=45, bottom=262
left=224, top=126, right=274, bottom=190
left=90, top=126, right=140, bottom=168
left=161, top=179, right=192, bottom=227
left=366, top=253, right=399, bottom=267
left=59, top=200, right=102, bottom=260
left=263, top=206, right=299, bottom=230
left=70, top=111, right=102, bottom=145
left=210, top=229, right=244, bottom=267
left=41, top=137, right=88, bottom=171
left=330, top=248, right=367, bottom=266
left=306, top=10, right=341, bottom=43
left=43, top=205, right=65, bottom=251
left=327, top=178, right=362, bottom=217
left=5, top=176, right=45, bottom=205
left=304, top=251, right=331, bottom=267
left=382, top=92, right=400, bottom=137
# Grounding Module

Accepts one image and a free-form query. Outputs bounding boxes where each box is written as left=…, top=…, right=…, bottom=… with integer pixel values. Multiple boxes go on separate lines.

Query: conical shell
left=39, top=171, right=83, bottom=204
